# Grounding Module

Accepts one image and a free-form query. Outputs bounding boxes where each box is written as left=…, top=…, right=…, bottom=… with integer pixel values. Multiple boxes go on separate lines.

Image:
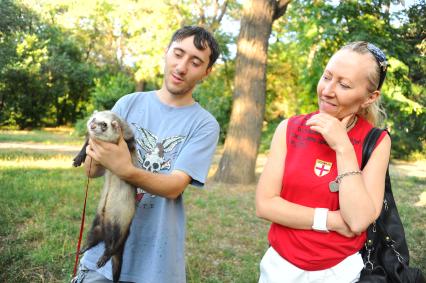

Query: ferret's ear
left=111, top=121, right=122, bottom=134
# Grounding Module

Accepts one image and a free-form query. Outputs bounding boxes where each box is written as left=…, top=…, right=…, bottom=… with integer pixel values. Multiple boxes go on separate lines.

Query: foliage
left=0, top=0, right=424, bottom=158
left=193, top=63, right=234, bottom=143
left=265, top=0, right=425, bottom=158
left=0, top=0, right=96, bottom=128
left=72, top=72, right=136, bottom=136
left=91, top=73, right=135, bottom=111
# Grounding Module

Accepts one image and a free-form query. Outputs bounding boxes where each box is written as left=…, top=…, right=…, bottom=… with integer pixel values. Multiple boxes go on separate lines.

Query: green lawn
left=0, top=128, right=82, bottom=145
left=0, top=129, right=424, bottom=282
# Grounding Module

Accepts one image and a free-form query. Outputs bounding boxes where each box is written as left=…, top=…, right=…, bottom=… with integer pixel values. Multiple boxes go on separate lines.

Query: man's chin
left=166, top=85, right=194, bottom=96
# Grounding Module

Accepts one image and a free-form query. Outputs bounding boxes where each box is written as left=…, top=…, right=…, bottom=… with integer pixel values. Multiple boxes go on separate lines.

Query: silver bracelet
left=329, top=170, right=362, bottom=192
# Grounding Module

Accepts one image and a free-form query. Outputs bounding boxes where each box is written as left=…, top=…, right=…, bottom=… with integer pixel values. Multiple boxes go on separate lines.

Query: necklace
left=346, top=116, right=358, bottom=131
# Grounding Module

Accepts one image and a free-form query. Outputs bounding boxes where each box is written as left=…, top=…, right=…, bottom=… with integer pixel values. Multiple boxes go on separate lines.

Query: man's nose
left=176, top=60, right=188, bottom=75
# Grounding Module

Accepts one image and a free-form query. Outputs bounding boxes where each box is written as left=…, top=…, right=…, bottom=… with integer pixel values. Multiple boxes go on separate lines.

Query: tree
left=214, top=0, right=291, bottom=184
left=0, top=0, right=96, bottom=128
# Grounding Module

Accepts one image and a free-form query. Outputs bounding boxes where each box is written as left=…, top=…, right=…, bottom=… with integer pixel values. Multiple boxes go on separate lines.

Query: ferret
left=73, top=110, right=137, bottom=283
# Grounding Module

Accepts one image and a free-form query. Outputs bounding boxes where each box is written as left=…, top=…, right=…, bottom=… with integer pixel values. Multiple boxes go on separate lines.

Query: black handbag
left=358, top=128, right=425, bottom=283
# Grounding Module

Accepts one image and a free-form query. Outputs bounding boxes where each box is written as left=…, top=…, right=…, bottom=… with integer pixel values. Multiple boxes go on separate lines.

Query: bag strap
left=361, top=127, right=385, bottom=170
left=361, top=128, right=410, bottom=265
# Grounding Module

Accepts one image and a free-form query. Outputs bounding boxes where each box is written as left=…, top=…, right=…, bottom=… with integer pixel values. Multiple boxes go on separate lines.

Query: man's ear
left=197, top=67, right=212, bottom=85
left=204, top=66, right=212, bottom=78
left=362, top=90, right=380, bottom=109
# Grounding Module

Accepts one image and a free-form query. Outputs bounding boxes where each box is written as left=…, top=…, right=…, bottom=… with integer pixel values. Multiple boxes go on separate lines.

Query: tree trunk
left=214, top=0, right=290, bottom=184
left=135, top=79, right=145, bottom=92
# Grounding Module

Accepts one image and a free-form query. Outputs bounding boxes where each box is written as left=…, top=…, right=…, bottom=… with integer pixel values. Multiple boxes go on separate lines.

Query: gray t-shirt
left=81, top=91, right=220, bottom=282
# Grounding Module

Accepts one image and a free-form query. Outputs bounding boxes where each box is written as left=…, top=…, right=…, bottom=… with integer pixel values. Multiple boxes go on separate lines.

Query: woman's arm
left=337, top=134, right=390, bottom=233
left=255, top=119, right=355, bottom=237
left=306, top=113, right=391, bottom=234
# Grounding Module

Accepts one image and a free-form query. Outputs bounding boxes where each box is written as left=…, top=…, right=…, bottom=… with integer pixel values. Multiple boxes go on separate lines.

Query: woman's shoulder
left=286, top=111, right=317, bottom=127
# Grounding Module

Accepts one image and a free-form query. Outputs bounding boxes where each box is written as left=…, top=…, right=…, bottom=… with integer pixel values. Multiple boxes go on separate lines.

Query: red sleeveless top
left=268, top=112, right=386, bottom=270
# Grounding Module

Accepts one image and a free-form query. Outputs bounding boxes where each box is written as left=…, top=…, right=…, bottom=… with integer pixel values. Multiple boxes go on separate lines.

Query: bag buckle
left=385, top=236, right=405, bottom=263
left=364, top=240, right=375, bottom=270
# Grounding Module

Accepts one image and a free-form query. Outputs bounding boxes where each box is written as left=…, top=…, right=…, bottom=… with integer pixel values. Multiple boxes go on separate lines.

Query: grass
left=0, top=129, right=425, bottom=282
left=0, top=128, right=82, bottom=145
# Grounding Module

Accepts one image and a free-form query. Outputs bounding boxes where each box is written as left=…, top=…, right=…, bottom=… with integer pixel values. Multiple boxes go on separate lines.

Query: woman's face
left=317, top=49, right=376, bottom=119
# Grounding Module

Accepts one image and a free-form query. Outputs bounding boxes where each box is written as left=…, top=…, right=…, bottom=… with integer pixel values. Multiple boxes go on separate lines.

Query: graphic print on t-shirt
left=132, top=123, right=186, bottom=202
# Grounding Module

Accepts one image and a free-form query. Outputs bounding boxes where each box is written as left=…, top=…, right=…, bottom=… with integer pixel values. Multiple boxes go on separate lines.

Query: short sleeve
left=173, top=119, right=220, bottom=187
left=111, top=96, right=125, bottom=117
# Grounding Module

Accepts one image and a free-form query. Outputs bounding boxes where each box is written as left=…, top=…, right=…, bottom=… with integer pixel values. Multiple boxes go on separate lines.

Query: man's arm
left=86, top=137, right=191, bottom=199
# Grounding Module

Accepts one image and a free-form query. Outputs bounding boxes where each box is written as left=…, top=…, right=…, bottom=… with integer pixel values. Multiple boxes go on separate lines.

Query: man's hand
left=86, top=135, right=134, bottom=179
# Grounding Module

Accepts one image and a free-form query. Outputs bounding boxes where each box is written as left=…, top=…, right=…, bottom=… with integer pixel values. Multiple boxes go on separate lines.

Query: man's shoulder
left=117, top=91, right=155, bottom=104
left=193, top=104, right=220, bottom=130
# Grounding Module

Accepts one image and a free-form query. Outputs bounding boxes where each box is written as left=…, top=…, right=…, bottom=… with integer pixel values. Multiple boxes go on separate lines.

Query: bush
left=91, top=73, right=135, bottom=111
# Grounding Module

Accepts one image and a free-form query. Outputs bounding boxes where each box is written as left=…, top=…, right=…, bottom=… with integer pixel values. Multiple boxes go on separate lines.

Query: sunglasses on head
left=366, top=43, right=388, bottom=90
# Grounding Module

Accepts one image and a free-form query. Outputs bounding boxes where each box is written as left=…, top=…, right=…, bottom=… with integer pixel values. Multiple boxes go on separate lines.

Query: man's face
left=163, top=36, right=212, bottom=97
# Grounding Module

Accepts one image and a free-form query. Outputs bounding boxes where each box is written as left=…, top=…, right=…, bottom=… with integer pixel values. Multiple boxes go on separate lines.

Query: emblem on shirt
left=132, top=123, right=185, bottom=173
left=314, top=159, right=332, bottom=177
left=132, top=123, right=186, bottom=203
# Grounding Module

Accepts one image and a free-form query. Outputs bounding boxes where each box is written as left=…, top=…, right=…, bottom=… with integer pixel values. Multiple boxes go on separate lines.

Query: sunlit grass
left=0, top=128, right=83, bottom=145
left=0, top=155, right=73, bottom=169
left=0, top=150, right=78, bottom=169
left=0, top=159, right=75, bottom=169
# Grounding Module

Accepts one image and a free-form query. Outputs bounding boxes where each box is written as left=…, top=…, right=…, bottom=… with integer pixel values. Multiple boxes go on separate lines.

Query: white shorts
left=259, top=247, right=364, bottom=283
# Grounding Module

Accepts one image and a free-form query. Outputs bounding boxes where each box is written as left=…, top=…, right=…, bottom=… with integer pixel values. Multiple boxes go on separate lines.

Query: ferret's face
left=87, top=112, right=120, bottom=143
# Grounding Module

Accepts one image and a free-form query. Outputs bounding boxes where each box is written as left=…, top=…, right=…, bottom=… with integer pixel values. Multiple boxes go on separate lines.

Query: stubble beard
left=165, top=78, right=195, bottom=97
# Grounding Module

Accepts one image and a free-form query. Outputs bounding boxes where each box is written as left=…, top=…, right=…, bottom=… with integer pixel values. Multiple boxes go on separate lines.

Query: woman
left=255, top=42, right=391, bottom=283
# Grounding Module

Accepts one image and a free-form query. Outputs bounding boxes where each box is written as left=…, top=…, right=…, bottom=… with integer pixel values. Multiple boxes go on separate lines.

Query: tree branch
left=195, top=0, right=206, bottom=26
left=216, top=0, right=228, bottom=24
left=210, top=0, right=229, bottom=32
left=273, top=0, right=291, bottom=21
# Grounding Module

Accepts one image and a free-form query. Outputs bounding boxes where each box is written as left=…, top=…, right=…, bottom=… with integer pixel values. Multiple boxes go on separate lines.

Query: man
left=74, top=26, right=220, bottom=283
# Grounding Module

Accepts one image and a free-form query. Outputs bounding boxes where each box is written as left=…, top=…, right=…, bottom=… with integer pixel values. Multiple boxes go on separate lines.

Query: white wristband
left=312, top=208, right=329, bottom=233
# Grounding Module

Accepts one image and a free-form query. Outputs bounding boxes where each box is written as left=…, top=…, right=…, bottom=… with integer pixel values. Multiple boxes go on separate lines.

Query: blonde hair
left=339, top=41, right=387, bottom=126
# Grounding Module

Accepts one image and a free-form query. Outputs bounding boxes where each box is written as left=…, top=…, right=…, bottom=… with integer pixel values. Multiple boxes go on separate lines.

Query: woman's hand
left=328, top=210, right=358, bottom=237
left=306, top=113, right=354, bottom=152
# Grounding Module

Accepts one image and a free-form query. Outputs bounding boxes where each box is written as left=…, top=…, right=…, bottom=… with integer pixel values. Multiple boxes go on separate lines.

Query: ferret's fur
left=73, top=110, right=137, bottom=283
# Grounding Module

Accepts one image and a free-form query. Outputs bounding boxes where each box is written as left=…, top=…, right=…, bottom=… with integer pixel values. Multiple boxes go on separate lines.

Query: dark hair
left=168, top=26, right=220, bottom=69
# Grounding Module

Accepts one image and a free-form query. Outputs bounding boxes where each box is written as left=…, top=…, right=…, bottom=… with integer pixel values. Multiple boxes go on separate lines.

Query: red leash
left=73, top=158, right=92, bottom=277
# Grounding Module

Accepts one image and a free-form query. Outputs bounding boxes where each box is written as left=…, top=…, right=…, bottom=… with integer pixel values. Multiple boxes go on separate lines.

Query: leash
left=73, top=158, right=93, bottom=277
